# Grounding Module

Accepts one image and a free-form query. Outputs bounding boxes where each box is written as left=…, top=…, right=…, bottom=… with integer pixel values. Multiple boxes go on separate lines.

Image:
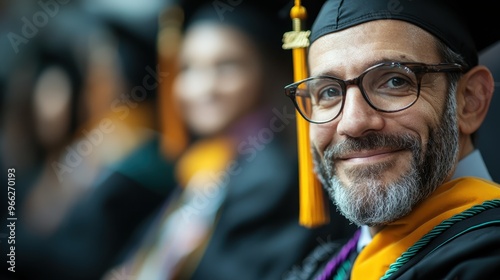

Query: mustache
left=324, top=133, right=420, bottom=161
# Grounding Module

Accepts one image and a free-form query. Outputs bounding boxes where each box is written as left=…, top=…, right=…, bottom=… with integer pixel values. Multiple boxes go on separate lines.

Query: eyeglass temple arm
left=413, top=63, right=464, bottom=73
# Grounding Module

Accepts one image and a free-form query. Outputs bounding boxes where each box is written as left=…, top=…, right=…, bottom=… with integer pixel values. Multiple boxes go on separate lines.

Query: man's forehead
left=308, top=20, right=439, bottom=77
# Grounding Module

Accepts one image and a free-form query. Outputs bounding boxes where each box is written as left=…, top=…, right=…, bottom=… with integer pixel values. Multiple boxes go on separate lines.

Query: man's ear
left=456, top=65, right=495, bottom=135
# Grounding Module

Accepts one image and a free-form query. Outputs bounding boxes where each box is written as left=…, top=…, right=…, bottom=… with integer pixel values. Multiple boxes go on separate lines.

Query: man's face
left=308, top=20, right=459, bottom=226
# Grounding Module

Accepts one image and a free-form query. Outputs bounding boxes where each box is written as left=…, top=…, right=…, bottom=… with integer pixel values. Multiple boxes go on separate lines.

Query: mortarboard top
left=310, top=0, right=500, bottom=68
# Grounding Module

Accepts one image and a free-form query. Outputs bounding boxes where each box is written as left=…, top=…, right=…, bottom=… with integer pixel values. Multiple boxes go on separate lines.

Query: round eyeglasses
left=284, top=62, right=464, bottom=124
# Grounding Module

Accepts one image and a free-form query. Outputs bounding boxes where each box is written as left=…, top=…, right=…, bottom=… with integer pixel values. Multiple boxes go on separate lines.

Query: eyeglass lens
left=293, top=64, right=419, bottom=123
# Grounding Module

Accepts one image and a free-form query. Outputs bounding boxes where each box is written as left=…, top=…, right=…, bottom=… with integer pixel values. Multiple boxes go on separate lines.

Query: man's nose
left=336, top=87, right=384, bottom=138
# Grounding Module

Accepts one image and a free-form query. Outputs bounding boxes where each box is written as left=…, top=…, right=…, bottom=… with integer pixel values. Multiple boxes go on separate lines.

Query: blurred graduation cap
left=288, top=0, right=500, bottom=227
left=179, top=0, right=290, bottom=36
left=80, top=0, right=162, bottom=99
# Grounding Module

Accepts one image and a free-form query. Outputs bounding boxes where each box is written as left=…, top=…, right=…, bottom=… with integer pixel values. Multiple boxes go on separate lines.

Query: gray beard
left=313, top=93, right=459, bottom=227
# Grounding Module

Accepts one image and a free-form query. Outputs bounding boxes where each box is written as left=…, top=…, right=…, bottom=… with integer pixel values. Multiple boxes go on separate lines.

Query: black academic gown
left=285, top=203, right=500, bottom=280
left=188, top=135, right=356, bottom=280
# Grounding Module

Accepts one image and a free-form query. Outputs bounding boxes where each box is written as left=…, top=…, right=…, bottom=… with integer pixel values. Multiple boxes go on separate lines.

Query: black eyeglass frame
left=284, top=62, right=464, bottom=124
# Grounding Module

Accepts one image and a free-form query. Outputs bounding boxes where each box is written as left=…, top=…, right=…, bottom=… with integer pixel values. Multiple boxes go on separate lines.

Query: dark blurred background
left=477, top=41, right=500, bottom=183
left=0, top=0, right=176, bottom=279
left=0, top=0, right=498, bottom=279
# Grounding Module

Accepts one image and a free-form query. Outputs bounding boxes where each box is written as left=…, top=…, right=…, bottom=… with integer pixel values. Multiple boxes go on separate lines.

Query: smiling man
left=284, top=0, right=500, bottom=279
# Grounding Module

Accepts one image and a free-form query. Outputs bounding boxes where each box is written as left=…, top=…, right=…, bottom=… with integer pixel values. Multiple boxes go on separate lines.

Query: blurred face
left=309, top=20, right=459, bottom=226
left=174, top=22, right=263, bottom=136
left=33, top=66, right=72, bottom=149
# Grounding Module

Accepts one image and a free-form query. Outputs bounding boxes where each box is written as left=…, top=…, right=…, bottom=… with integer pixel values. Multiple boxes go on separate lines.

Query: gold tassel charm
left=282, top=1, right=329, bottom=228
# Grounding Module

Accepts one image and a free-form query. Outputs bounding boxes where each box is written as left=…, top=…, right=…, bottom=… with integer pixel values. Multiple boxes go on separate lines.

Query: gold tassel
left=283, top=1, right=329, bottom=227
left=158, top=5, right=189, bottom=160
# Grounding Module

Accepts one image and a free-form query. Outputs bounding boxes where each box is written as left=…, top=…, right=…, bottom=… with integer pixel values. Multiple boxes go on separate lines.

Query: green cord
left=333, top=259, right=352, bottom=280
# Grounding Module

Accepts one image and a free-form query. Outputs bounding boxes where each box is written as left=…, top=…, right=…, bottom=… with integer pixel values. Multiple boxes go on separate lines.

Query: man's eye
left=318, top=87, right=342, bottom=100
left=385, top=76, right=411, bottom=89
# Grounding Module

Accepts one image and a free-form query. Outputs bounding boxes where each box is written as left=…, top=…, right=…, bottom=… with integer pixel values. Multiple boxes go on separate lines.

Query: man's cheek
left=310, top=123, right=334, bottom=153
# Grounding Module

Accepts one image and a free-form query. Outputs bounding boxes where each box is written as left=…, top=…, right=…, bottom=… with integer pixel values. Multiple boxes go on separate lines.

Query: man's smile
left=336, top=148, right=406, bottom=165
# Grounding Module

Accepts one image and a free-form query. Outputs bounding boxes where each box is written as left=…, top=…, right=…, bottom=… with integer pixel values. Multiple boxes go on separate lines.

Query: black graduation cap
left=310, top=0, right=500, bottom=68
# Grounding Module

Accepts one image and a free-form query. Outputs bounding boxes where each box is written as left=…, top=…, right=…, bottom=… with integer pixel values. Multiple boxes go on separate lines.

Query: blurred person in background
left=104, top=1, right=356, bottom=280
left=0, top=2, right=97, bottom=279
left=1, top=1, right=87, bottom=212
left=17, top=10, right=109, bottom=236
left=1, top=1, right=177, bottom=279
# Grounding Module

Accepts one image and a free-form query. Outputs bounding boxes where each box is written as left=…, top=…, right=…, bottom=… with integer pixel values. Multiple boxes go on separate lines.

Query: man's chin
left=337, top=162, right=402, bottom=185
left=328, top=167, right=421, bottom=226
